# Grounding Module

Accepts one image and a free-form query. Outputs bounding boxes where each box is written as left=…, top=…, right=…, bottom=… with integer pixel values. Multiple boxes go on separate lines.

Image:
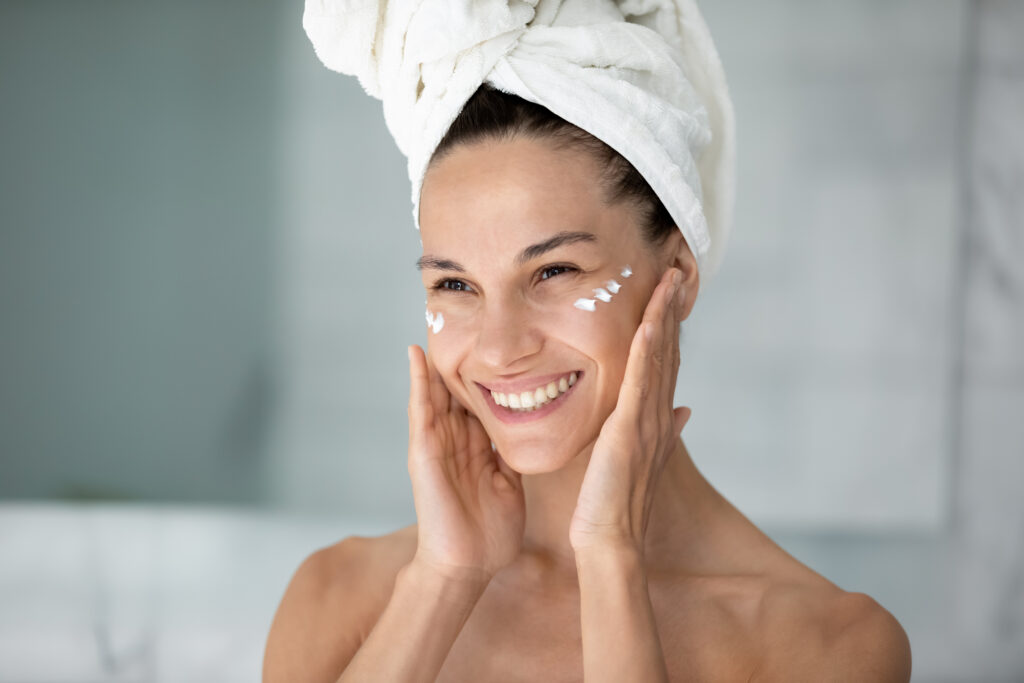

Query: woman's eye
left=433, top=279, right=473, bottom=293
left=540, top=265, right=577, bottom=280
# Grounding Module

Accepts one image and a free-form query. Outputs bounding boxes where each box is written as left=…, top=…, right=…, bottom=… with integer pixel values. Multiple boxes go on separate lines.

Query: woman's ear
left=666, top=228, right=700, bottom=321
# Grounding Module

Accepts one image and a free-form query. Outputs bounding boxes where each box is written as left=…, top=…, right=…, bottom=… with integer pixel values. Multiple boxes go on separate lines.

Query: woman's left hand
left=569, top=267, right=692, bottom=555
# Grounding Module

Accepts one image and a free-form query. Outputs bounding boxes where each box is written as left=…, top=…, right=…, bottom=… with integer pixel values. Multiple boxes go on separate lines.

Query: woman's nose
left=474, top=300, right=543, bottom=369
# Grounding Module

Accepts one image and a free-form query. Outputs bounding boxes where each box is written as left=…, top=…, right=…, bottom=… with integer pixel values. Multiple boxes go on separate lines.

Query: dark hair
left=427, top=83, right=676, bottom=248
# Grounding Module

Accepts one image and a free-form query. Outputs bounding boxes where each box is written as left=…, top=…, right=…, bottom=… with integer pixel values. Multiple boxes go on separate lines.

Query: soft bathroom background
left=1, top=0, right=1021, bottom=681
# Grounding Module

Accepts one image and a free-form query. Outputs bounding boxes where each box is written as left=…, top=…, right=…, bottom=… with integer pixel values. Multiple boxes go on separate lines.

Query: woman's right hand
left=406, top=344, right=525, bottom=586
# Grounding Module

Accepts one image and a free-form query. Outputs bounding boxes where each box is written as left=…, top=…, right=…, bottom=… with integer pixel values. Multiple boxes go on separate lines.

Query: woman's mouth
left=490, top=371, right=578, bottom=411
left=477, top=371, right=582, bottom=424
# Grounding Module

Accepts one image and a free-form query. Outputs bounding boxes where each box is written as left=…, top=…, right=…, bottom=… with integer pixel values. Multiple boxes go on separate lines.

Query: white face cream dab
left=573, top=298, right=597, bottom=311
left=572, top=265, right=631, bottom=313
left=424, top=307, right=445, bottom=334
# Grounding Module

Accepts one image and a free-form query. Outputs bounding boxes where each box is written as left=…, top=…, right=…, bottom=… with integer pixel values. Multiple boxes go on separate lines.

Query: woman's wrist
left=574, top=538, right=648, bottom=590
left=402, top=557, right=493, bottom=604
left=572, top=533, right=644, bottom=564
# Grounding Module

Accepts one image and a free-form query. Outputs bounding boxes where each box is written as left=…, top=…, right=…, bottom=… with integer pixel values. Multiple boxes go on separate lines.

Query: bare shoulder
left=262, top=523, right=418, bottom=683
left=754, top=578, right=911, bottom=682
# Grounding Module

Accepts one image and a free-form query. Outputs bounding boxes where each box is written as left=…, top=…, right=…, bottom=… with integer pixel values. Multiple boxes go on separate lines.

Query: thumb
left=493, top=446, right=521, bottom=491
left=672, top=406, right=692, bottom=436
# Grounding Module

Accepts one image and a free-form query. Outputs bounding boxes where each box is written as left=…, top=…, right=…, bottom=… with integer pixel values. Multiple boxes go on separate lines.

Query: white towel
left=303, top=0, right=736, bottom=282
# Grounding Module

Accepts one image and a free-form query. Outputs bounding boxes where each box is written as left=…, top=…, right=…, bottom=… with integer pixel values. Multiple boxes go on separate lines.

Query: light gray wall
left=264, top=10, right=420, bottom=519
left=682, top=0, right=962, bottom=531
left=0, top=0, right=281, bottom=503
left=773, top=1, right=1024, bottom=678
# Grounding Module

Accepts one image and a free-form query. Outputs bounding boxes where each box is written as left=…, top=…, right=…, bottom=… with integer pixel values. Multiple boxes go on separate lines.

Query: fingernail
left=671, top=269, right=682, bottom=287
left=676, top=284, right=686, bottom=307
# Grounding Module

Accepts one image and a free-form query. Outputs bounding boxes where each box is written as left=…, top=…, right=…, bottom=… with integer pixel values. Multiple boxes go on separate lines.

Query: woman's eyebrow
left=515, top=230, right=597, bottom=266
left=415, top=231, right=598, bottom=271
left=415, top=256, right=465, bottom=272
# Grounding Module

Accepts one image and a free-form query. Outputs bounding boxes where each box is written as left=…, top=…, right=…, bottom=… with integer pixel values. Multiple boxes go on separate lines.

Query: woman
left=265, top=2, right=911, bottom=680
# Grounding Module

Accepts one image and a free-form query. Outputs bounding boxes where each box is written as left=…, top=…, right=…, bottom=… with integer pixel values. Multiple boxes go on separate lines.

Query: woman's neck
left=516, top=436, right=722, bottom=580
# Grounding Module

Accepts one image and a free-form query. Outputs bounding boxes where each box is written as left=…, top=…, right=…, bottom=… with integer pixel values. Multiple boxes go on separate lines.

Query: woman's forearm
left=575, top=544, right=670, bottom=683
left=337, top=560, right=487, bottom=683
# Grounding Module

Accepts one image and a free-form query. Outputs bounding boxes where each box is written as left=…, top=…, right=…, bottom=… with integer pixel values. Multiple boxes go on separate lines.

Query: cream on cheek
left=424, top=304, right=445, bottom=334
left=572, top=264, right=632, bottom=313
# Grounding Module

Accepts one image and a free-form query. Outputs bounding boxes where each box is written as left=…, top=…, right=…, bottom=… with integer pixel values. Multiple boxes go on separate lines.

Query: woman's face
left=418, top=136, right=689, bottom=474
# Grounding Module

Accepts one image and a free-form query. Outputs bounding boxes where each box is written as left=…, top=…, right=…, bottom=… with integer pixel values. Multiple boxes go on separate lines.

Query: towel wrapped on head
left=303, top=0, right=736, bottom=282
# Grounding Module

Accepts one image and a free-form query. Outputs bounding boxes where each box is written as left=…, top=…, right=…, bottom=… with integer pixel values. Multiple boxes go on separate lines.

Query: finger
left=619, top=269, right=676, bottom=424
left=407, top=345, right=434, bottom=451
left=618, top=314, right=656, bottom=422
left=449, top=392, right=469, bottom=456
left=449, top=391, right=467, bottom=415
left=494, top=448, right=521, bottom=491
left=424, top=350, right=451, bottom=416
left=660, top=269, right=683, bottom=419
left=465, top=410, right=491, bottom=460
left=448, top=394, right=471, bottom=477
left=672, top=405, right=692, bottom=436
left=672, top=266, right=686, bottom=364
left=670, top=286, right=683, bottom=402
left=641, top=270, right=676, bottom=415
left=464, top=411, right=496, bottom=478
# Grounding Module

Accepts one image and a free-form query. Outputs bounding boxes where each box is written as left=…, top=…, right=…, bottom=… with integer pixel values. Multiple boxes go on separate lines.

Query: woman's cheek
left=422, top=301, right=494, bottom=419
left=569, top=263, right=633, bottom=314
left=562, top=307, right=631, bottom=360
left=552, top=264, right=635, bottom=335
left=423, top=298, right=477, bottom=344
left=530, top=264, right=638, bottom=353
left=423, top=304, right=446, bottom=334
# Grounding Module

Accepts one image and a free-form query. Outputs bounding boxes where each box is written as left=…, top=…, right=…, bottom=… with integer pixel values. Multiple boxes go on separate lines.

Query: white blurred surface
left=3, top=503, right=1022, bottom=681
left=0, top=503, right=405, bottom=683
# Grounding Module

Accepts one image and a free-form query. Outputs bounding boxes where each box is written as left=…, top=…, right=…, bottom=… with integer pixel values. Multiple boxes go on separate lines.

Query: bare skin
left=264, top=137, right=911, bottom=682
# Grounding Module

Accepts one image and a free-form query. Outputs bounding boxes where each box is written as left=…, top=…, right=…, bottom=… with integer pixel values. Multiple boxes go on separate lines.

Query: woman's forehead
left=421, top=139, right=604, bottom=225
left=423, top=146, right=638, bottom=243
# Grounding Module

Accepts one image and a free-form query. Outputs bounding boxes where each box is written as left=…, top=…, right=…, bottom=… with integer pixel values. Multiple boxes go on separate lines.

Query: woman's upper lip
left=477, top=370, right=582, bottom=395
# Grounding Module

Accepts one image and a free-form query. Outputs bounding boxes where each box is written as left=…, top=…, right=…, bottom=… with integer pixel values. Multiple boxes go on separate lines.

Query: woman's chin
left=496, top=442, right=580, bottom=475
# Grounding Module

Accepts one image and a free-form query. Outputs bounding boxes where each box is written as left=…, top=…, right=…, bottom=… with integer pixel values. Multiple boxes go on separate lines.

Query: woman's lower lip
left=480, top=373, right=582, bottom=425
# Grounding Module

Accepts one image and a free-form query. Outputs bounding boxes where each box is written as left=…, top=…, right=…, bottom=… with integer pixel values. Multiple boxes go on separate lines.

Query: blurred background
left=1, top=0, right=1021, bottom=680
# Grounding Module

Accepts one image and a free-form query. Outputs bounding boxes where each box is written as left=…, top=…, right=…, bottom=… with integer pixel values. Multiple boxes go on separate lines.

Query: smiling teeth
left=490, top=372, right=579, bottom=412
